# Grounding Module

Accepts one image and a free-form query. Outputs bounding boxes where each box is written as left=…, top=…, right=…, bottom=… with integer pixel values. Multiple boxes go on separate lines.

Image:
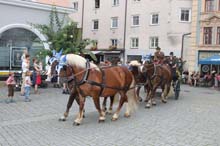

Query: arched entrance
left=0, top=24, right=49, bottom=70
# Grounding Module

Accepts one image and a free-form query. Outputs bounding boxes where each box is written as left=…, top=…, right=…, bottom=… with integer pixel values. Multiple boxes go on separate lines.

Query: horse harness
left=64, top=61, right=131, bottom=97
left=145, top=64, right=165, bottom=88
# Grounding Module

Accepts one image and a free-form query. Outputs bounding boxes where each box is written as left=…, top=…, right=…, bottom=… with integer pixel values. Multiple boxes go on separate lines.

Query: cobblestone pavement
left=0, top=84, right=220, bottom=146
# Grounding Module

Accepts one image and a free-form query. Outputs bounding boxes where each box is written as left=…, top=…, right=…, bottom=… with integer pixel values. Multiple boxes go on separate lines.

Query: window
left=111, top=17, right=118, bottom=28
left=93, top=20, right=99, bottom=30
left=95, top=0, right=100, bottom=8
left=180, top=9, right=191, bottom=22
left=73, top=2, right=78, bottom=10
left=111, top=39, right=118, bottom=47
left=205, top=0, right=214, bottom=12
left=150, top=13, right=159, bottom=25
left=150, top=37, right=159, bottom=48
left=217, top=27, right=220, bottom=44
left=131, top=38, right=139, bottom=48
left=132, top=15, right=139, bottom=26
left=203, top=27, right=212, bottom=45
left=112, top=0, right=119, bottom=6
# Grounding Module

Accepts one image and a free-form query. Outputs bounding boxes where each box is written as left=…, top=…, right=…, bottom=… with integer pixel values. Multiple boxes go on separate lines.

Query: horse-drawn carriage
left=48, top=50, right=181, bottom=125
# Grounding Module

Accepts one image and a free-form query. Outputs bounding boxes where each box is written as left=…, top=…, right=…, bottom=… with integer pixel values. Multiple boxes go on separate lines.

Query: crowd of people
left=183, top=70, right=220, bottom=88
left=5, top=49, right=43, bottom=103
left=4, top=47, right=220, bottom=103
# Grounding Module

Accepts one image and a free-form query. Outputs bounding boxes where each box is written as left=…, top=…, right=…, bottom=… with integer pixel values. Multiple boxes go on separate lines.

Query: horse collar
left=76, top=60, right=90, bottom=86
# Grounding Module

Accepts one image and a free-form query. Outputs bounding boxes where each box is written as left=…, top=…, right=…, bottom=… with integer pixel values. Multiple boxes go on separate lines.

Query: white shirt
left=21, top=54, right=26, bottom=62
left=25, top=76, right=31, bottom=87
left=22, top=60, right=29, bottom=73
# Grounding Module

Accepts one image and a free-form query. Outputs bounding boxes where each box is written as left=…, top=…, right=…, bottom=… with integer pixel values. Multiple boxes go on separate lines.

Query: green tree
left=32, top=6, right=97, bottom=61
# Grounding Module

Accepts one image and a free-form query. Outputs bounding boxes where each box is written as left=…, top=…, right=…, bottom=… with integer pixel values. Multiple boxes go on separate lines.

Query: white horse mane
left=66, top=54, right=99, bottom=70
left=129, top=60, right=141, bottom=66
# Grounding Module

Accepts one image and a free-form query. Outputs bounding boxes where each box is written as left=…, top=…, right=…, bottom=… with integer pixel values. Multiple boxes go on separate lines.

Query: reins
left=65, top=62, right=134, bottom=92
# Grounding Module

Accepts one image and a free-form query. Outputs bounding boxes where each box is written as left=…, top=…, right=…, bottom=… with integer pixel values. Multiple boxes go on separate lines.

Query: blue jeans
left=24, top=86, right=31, bottom=99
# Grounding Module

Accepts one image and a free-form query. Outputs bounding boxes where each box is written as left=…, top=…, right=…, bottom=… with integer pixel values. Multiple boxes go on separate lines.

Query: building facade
left=0, top=0, right=73, bottom=71
left=71, top=0, right=192, bottom=62
left=188, top=0, right=220, bottom=73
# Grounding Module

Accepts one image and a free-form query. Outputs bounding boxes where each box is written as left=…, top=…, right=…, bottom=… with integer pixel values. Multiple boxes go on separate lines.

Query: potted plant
left=109, top=45, right=117, bottom=50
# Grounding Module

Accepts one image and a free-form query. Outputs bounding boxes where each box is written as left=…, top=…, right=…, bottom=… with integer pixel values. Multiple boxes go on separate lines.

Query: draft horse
left=54, top=54, right=137, bottom=125
left=50, top=59, right=116, bottom=122
left=142, top=60, right=172, bottom=108
left=129, top=61, right=150, bottom=102
left=49, top=59, right=84, bottom=121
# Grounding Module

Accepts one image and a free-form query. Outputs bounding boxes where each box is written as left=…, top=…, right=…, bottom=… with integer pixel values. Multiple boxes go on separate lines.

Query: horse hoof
left=124, top=113, right=130, bottom=118
left=58, top=118, right=66, bottom=122
left=162, top=100, right=167, bottom=103
left=73, top=122, right=80, bottom=126
left=144, top=99, right=148, bottom=102
left=139, top=97, right=143, bottom=102
left=59, top=116, right=66, bottom=121
left=145, top=105, right=151, bottom=108
left=152, top=102, right=156, bottom=106
left=111, top=118, right=118, bottom=121
left=83, top=115, right=85, bottom=118
left=98, top=119, right=105, bottom=123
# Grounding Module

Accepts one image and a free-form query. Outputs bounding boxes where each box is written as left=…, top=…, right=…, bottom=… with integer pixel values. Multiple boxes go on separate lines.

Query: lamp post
left=181, top=33, right=191, bottom=59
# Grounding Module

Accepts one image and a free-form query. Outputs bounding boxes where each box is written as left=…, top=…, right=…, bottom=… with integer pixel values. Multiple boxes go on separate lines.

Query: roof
left=36, top=0, right=71, bottom=8
left=0, top=0, right=74, bottom=13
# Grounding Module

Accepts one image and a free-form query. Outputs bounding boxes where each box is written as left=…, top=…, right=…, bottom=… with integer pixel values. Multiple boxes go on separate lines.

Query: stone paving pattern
left=0, top=85, right=220, bottom=146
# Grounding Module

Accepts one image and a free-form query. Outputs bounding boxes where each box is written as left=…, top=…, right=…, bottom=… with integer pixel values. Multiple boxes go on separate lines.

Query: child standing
left=5, top=72, right=16, bottom=103
left=36, top=70, right=41, bottom=93
left=24, top=71, right=32, bottom=102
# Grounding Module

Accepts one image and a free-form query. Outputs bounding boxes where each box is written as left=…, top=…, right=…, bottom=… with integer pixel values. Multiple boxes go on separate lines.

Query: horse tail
left=126, top=75, right=138, bottom=112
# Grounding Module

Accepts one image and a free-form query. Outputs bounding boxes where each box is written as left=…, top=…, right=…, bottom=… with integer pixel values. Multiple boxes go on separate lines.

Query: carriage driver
left=153, top=46, right=165, bottom=64
left=168, top=52, right=178, bottom=81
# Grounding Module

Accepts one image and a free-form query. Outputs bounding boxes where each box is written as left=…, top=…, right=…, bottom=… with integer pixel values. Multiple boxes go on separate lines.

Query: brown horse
left=142, top=61, right=172, bottom=108
left=50, top=59, right=115, bottom=122
left=129, top=61, right=150, bottom=102
left=56, top=54, right=137, bottom=125
left=50, top=59, right=83, bottom=121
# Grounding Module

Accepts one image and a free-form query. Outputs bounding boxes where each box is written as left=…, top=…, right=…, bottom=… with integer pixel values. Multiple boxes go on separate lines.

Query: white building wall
left=82, top=0, right=126, bottom=50
left=126, top=0, right=192, bottom=60
left=70, top=0, right=192, bottom=62
left=69, top=0, right=83, bottom=28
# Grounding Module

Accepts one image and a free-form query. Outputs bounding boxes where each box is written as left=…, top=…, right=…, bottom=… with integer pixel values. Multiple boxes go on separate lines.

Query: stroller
left=14, top=72, right=22, bottom=91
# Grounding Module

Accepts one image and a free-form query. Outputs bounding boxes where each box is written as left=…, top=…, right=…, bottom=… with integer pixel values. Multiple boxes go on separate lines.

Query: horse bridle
left=62, top=60, right=91, bottom=86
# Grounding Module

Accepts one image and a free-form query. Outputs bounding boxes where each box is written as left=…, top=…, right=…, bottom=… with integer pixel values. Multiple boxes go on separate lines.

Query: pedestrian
left=21, top=49, right=28, bottom=62
left=32, top=58, right=41, bottom=94
left=21, top=54, right=30, bottom=95
left=39, top=61, right=43, bottom=71
left=36, top=70, right=42, bottom=92
left=24, top=71, right=32, bottom=102
left=5, top=72, right=16, bottom=103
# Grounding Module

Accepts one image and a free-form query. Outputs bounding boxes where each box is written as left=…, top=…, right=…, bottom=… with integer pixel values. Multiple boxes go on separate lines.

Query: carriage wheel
left=174, top=80, right=180, bottom=100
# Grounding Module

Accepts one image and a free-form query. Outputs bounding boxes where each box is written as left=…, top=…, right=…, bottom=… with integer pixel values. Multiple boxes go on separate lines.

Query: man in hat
left=167, top=52, right=178, bottom=81
left=153, top=46, right=165, bottom=64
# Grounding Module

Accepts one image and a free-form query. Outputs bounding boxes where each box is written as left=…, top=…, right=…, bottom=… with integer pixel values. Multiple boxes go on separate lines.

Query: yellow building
left=188, top=0, right=220, bottom=74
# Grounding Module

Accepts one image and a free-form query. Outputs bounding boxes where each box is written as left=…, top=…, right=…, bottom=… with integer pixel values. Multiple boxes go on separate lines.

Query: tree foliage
left=32, top=6, right=97, bottom=61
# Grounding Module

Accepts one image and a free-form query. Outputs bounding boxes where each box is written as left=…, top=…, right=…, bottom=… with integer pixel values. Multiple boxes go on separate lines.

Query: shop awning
left=198, top=55, right=220, bottom=65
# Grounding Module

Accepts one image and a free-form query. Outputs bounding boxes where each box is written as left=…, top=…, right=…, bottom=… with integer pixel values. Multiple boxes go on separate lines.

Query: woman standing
left=32, top=58, right=41, bottom=94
